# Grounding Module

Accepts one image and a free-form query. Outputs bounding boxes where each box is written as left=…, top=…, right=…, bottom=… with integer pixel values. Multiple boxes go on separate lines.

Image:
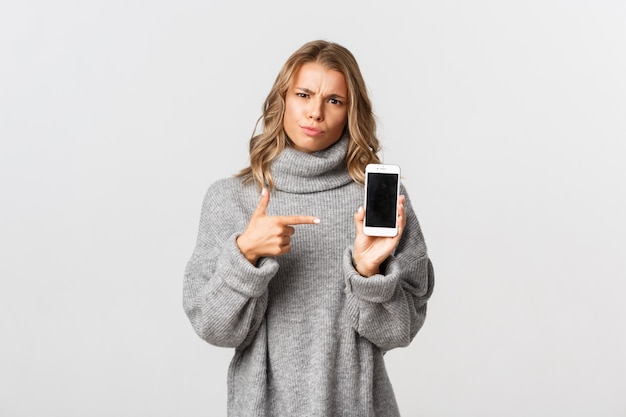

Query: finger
left=398, top=195, right=406, bottom=226
left=396, top=197, right=407, bottom=236
left=284, top=225, right=295, bottom=236
left=276, top=215, right=320, bottom=225
left=253, top=187, right=270, bottom=217
left=354, top=206, right=364, bottom=234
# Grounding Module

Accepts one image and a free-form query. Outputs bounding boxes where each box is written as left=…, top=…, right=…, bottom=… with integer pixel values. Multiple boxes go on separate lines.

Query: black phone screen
left=365, top=172, right=398, bottom=228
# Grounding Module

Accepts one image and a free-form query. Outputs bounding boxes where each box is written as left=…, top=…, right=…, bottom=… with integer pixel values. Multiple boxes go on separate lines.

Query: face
left=283, top=62, right=349, bottom=153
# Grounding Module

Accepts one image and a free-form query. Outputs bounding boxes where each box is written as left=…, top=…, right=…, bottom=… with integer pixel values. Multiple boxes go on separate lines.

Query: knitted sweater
left=183, top=137, right=434, bottom=417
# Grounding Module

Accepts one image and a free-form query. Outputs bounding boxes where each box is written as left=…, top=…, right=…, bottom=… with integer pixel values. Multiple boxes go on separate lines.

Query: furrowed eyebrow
left=295, top=87, right=346, bottom=101
left=328, top=93, right=347, bottom=101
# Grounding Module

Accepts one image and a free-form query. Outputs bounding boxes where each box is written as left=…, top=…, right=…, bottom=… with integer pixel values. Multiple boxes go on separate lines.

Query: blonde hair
left=236, top=40, right=381, bottom=190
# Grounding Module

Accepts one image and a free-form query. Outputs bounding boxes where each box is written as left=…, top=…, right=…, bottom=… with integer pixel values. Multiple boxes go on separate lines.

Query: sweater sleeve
left=343, top=188, right=435, bottom=352
left=183, top=182, right=278, bottom=349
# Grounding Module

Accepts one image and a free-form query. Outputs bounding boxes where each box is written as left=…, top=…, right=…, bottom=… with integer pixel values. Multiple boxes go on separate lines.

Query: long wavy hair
left=236, top=40, right=381, bottom=190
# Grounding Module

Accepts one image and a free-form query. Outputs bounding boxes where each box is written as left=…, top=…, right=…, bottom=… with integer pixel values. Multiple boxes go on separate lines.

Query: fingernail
left=261, top=188, right=266, bottom=196
left=313, top=218, right=320, bottom=224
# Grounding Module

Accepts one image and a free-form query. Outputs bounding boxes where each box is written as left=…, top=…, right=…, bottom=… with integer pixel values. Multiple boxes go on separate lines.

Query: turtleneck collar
left=271, top=136, right=354, bottom=193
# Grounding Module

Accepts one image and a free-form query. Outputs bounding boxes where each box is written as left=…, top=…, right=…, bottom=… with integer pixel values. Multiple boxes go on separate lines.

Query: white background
left=1, top=0, right=625, bottom=416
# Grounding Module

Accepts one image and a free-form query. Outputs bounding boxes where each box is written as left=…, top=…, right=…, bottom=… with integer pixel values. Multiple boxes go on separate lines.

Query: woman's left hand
left=352, top=195, right=406, bottom=277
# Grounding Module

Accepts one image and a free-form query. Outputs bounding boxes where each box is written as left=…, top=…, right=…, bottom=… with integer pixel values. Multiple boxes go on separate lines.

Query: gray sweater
left=183, top=137, right=434, bottom=416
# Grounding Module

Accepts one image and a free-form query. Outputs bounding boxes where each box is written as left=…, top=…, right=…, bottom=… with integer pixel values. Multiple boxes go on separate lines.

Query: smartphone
left=363, top=163, right=401, bottom=237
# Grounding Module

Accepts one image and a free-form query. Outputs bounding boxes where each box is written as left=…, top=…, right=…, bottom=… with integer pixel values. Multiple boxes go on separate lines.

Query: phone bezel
left=363, top=163, right=401, bottom=237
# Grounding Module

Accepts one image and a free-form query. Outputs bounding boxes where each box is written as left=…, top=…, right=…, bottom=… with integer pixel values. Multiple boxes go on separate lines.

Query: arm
left=182, top=183, right=279, bottom=349
left=344, top=187, right=435, bottom=351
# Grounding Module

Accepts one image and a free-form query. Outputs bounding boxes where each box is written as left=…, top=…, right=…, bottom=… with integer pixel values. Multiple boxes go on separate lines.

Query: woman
left=183, top=40, right=434, bottom=416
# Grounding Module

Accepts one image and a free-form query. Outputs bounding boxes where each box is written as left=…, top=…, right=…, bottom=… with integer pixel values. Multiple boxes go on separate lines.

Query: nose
left=307, top=99, right=324, bottom=121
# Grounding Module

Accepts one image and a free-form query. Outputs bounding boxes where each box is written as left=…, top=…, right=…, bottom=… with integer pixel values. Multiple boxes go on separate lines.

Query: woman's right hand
left=236, top=188, right=320, bottom=265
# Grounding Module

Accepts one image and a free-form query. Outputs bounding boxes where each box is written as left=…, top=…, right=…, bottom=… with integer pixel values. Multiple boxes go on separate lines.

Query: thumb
left=253, top=187, right=270, bottom=217
left=353, top=206, right=365, bottom=234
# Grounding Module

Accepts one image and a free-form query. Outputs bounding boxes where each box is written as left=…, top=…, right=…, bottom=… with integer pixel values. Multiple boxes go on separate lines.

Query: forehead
left=291, top=62, right=347, bottom=94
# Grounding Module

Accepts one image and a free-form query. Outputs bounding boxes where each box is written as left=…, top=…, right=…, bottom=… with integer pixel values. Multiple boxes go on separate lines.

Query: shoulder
left=205, top=177, right=249, bottom=198
left=399, top=182, right=417, bottom=207
left=200, top=176, right=258, bottom=218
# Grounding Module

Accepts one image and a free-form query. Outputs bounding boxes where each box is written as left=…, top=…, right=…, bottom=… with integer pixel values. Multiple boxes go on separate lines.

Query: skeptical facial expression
left=283, top=62, right=349, bottom=153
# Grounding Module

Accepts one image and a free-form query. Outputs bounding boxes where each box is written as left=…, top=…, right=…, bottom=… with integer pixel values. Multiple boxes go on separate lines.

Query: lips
left=300, top=125, right=323, bottom=136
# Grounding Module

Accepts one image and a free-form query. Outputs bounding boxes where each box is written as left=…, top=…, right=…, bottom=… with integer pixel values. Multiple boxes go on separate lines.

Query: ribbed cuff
left=343, top=248, right=399, bottom=303
left=219, top=234, right=279, bottom=297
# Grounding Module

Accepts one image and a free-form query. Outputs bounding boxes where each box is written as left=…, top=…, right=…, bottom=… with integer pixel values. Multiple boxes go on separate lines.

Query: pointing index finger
left=276, top=215, right=321, bottom=225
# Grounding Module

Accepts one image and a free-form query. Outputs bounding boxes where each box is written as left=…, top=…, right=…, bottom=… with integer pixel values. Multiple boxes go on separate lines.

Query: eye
left=328, top=97, right=342, bottom=105
left=296, top=92, right=309, bottom=99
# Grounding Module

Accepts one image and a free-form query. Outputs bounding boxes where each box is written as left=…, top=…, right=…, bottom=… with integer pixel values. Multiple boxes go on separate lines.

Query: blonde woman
left=183, top=40, right=434, bottom=417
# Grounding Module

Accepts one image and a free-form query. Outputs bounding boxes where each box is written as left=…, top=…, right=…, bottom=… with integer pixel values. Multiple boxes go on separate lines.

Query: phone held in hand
left=363, top=163, right=401, bottom=237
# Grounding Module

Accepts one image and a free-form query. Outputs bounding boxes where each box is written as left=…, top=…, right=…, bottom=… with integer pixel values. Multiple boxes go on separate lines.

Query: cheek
left=284, top=99, right=300, bottom=121
left=283, top=101, right=300, bottom=135
left=332, top=112, right=348, bottom=131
